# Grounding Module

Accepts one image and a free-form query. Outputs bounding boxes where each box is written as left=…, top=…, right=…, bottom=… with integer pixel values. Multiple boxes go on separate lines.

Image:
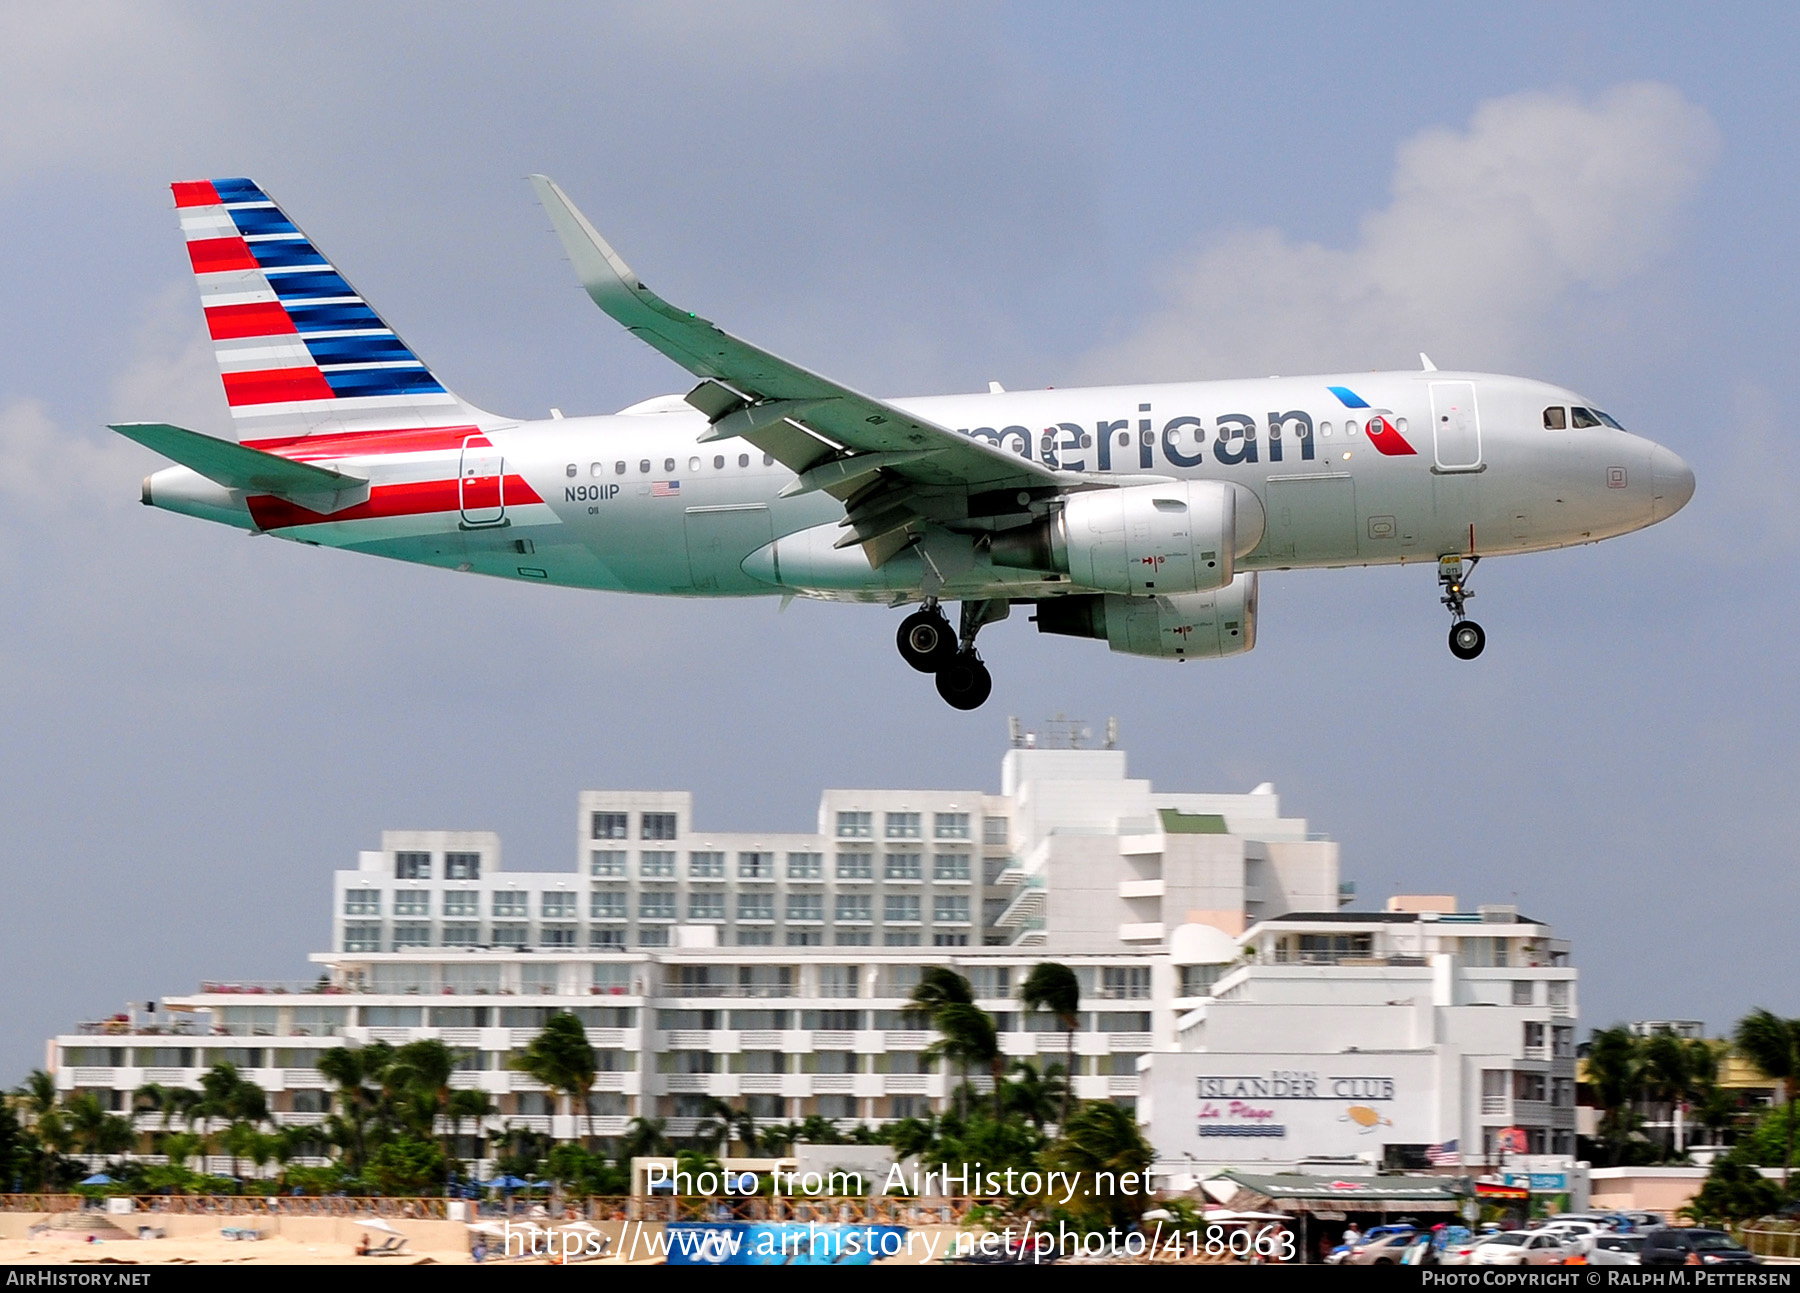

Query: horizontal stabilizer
left=111, top=422, right=369, bottom=513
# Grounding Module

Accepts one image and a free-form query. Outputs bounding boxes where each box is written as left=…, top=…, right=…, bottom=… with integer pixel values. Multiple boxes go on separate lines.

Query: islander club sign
left=1194, top=1070, right=1399, bottom=1140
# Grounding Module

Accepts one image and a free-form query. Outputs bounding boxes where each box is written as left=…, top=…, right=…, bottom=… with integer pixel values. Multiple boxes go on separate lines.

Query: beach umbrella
left=361, top=1217, right=403, bottom=1235
left=485, top=1175, right=529, bottom=1189
left=80, top=1173, right=114, bottom=1186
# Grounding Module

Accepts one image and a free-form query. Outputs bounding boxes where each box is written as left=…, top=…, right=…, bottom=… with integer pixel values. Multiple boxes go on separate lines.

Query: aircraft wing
left=111, top=422, right=371, bottom=514
left=531, top=175, right=1063, bottom=560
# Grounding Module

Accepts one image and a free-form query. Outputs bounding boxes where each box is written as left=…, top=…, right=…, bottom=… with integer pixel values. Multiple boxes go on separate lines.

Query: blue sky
left=1, top=2, right=1796, bottom=1077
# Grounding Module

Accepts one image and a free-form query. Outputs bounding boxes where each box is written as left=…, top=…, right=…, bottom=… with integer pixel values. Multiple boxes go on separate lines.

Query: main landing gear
left=897, top=599, right=1006, bottom=710
left=1439, top=556, right=1485, bottom=660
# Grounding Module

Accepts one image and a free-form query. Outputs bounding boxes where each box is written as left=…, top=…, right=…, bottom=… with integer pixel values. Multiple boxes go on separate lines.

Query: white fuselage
left=147, top=369, right=1691, bottom=605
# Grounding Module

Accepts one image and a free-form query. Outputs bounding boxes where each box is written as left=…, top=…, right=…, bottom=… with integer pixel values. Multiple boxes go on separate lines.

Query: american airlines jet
left=118, top=177, right=1694, bottom=709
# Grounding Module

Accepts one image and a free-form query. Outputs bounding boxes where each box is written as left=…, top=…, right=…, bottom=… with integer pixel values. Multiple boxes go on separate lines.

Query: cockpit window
left=1570, top=407, right=1603, bottom=429
left=1594, top=409, right=1624, bottom=430
left=1543, top=406, right=1567, bottom=430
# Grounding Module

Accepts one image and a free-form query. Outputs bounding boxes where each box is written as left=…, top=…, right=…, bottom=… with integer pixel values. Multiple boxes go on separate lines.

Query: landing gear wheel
left=896, top=610, right=957, bottom=673
left=934, top=652, right=993, bottom=710
left=1448, top=620, right=1486, bottom=660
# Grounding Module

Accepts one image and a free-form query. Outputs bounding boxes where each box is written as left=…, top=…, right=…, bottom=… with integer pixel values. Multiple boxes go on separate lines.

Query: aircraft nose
left=1649, top=444, right=1695, bottom=521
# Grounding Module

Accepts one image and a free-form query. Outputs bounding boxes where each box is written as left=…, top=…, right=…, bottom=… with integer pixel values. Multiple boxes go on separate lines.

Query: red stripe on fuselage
left=247, top=473, right=544, bottom=531
left=241, top=425, right=486, bottom=458
left=222, top=366, right=336, bottom=406
left=187, top=236, right=259, bottom=274
left=206, top=301, right=297, bottom=340
left=171, top=180, right=222, bottom=208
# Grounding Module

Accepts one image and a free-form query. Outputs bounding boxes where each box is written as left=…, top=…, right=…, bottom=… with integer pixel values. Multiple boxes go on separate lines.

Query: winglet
left=530, top=174, right=698, bottom=333
left=1420, top=352, right=1438, bottom=372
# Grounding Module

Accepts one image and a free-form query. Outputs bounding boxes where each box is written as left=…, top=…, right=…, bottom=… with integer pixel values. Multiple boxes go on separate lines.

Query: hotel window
left=835, top=894, right=871, bottom=923
left=590, top=928, right=626, bottom=950
left=885, top=812, right=921, bottom=839
left=342, top=922, right=381, bottom=952
left=834, top=929, right=871, bottom=946
left=982, top=816, right=1009, bottom=846
left=1101, top=967, right=1152, bottom=1000
left=1512, top=980, right=1535, bottom=1006
left=801, top=1010, right=863, bottom=1031
left=1179, top=964, right=1223, bottom=997
left=883, top=895, right=920, bottom=923
left=640, top=891, right=677, bottom=920
left=521, top=964, right=560, bottom=995
left=1513, top=1071, right=1548, bottom=1103
left=591, top=850, right=627, bottom=877
left=491, top=924, right=528, bottom=947
left=786, top=852, right=822, bottom=880
left=835, top=852, right=873, bottom=880
left=1552, top=1025, right=1575, bottom=1058
left=541, top=892, right=576, bottom=919
left=884, top=931, right=922, bottom=947
left=966, top=967, right=1010, bottom=998
left=1548, top=980, right=1570, bottom=1009
left=590, top=890, right=627, bottom=920
left=786, top=930, right=822, bottom=946
left=738, top=851, right=775, bottom=879
left=1524, top=1021, right=1546, bottom=1053
left=444, top=851, right=481, bottom=880
left=931, top=932, right=968, bottom=947
left=641, top=812, right=678, bottom=841
left=737, top=892, right=774, bottom=921
left=540, top=926, right=576, bottom=948
left=491, top=891, right=527, bottom=918
left=817, top=965, right=860, bottom=998
left=638, top=927, right=669, bottom=947
left=394, top=891, right=429, bottom=917
left=737, top=929, right=773, bottom=946
left=394, top=851, right=431, bottom=879
left=786, top=894, right=823, bottom=922
left=640, top=851, right=676, bottom=878
left=884, top=852, right=922, bottom=881
left=689, top=851, right=725, bottom=879
left=443, top=891, right=478, bottom=918
left=591, top=812, right=628, bottom=840
left=932, top=895, right=970, bottom=924
left=835, top=811, right=872, bottom=838
left=344, top=889, right=381, bottom=916
left=442, top=924, right=480, bottom=946
left=689, top=892, right=725, bottom=921
left=933, top=852, right=970, bottom=882
left=933, top=812, right=970, bottom=840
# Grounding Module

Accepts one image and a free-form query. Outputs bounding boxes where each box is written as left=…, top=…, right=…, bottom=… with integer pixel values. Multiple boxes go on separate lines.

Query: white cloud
left=1081, top=83, right=1720, bottom=382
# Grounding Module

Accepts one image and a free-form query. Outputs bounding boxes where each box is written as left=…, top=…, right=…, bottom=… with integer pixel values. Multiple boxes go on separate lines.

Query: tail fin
left=172, top=178, right=497, bottom=444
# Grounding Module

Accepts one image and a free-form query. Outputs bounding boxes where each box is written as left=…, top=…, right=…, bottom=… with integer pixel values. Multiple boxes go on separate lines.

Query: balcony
left=738, top=1030, right=783, bottom=1048
left=1107, top=1076, right=1140, bottom=1097
left=585, top=1028, right=627, bottom=1047
left=664, top=1074, right=715, bottom=1093
left=1118, top=878, right=1164, bottom=900
left=1107, top=1033, right=1154, bottom=1051
left=592, top=1072, right=629, bottom=1092
left=811, top=1075, right=856, bottom=1093
left=665, top=1030, right=715, bottom=1049
left=282, top=1068, right=327, bottom=1087
left=883, top=1075, right=929, bottom=1094
left=739, top=1075, right=783, bottom=1094
left=1117, top=922, right=1164, bottom=942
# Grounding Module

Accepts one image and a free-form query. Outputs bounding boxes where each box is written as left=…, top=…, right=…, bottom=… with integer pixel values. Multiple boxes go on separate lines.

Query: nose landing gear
left=1439, top=556, right=1485, bottom=660
left=896, top=598, right=1005, bottom=709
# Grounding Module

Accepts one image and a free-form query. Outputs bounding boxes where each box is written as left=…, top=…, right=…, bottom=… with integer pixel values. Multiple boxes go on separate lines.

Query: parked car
left=1588, top=1235, right=1644, bottom=1267
left=1345, top=1234, right=1417, bottom=1265
left=1639, top=1228, right=1758, bottom=1267
left=1537, top=1220, right=1605, bottom=1254
left=1466, top=1230, right=1575, bottom=1266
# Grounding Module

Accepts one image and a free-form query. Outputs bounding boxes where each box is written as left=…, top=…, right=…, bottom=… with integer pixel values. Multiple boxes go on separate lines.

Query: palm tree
left=1019, top=962, right=1082, bottom=1128
left=619, top=1116, right=673, bottom=1162
left=909, top=967, right=974, bottom=1015
left=195, top=1063, right=269, bottom=1181
left=17, top=1070, right=57, bottom=1125
left=385, top=1038, right=459, bottom=1149
left=1640, top=1030, right=1696, bottom=1156
left=447, top=1088, right=494, bottom=1163
left=1585, top=1026, right=1643, bottom=1166
left=1002, top=1059, right=1067, bottom=1131
left=1734, top=1008, right=1800, bottom=1191
left=511, top=1013, right=596, bottom=1142
left=925, top=1002, right=1002, bottom=1119
left=318, top=1043, right=390, bottom=1175
left=1041, top=1100, right=1154, bottom=1228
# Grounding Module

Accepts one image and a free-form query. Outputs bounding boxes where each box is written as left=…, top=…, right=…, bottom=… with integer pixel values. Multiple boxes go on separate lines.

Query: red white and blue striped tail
left=172, top=178, right=496, bottom=445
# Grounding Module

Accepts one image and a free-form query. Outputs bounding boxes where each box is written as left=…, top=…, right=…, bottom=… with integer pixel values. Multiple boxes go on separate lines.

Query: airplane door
left=685, top=503, right=775, bottom=593
left=459, top=434, right=506, bottom=527
left=1430, top=382, right=1482, bottom=472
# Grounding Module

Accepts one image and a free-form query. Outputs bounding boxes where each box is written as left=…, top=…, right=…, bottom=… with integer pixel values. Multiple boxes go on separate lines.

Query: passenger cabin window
left=1543, top=406, right=1567, bottom=430
left=738, top=453, right=750, bottom=468
left=1570, top=407, right=1602, bottom=429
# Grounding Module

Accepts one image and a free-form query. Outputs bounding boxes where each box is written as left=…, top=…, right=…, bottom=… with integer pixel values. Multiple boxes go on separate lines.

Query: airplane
left=116, top=176, right=1695, bottom=710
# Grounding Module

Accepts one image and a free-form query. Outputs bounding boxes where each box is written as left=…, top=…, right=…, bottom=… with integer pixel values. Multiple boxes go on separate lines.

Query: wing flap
left=111, top=422, right=371, bottom=514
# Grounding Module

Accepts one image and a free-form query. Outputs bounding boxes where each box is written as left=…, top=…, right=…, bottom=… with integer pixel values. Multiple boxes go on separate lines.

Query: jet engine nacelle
left=1032, top=573, right=1259, bottom=660
left=989, top=480, right=1262, bottom=596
